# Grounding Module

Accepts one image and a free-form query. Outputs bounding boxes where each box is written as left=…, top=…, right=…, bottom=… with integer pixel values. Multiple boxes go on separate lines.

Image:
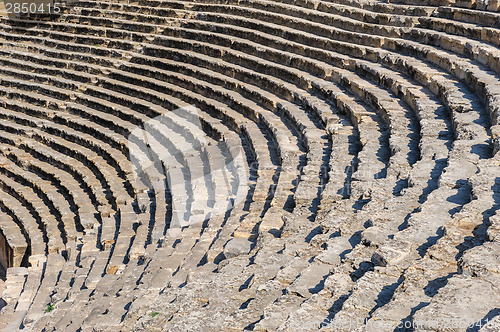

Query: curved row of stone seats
left=275, top=0, right=422, bottom=27
left=390, top=0, right=500, bottom=11
left=0, top=73, right=142, bottom=202
left=0, top=86, right=131, bottom=211
left=68, top=1, right=208, bottom=30
left=2, top=0, right=438, bottom=185
left=244, top=92, right=454, bottom=328
left=117, top=64, right=446, bottom=332
left=0, top=212, right=27, bottom=269
left=0, top=38, right=123, bottom=74
left=2, top=0, right=476, bottom=252
left=327, top=0, right=497, bottom=17
left=380, top=0, right=469, bottom=8
left=74, top=4, right=179, bottom=25
left=420, top=12, right=500, bottom=45
left=0, top=55, right=96, bottom=85
left=97, top=66, right=302, bottom=214
left=39, top=124, right=248, bottom=330
left=136, top=0, right=496, bottom=120
left=0, top=39, right=256, bottom=255
left=0, top=166, right=65, bottom=255
left=0, top=32, right=332, bottom=328
left=0, top=30, right=131, bottom=69
left=0, top=20, right=140, bottom=52
left=294, top=1, right=500, bottom=53
left=89, top=9, right=492, bottom=328
left=0, top=26, right=272, bottom=326
left=0, top=192, right=47, bottom=329
left=318, top=100, right=490, bottom=332
left=0, top=154, right=79, bottom=244
left=8, top=0, right=500, bottom=132
left=325, top=0, right=437, bottom=14
left=362, top=156, right=500, bottom=329
left=1, top=0, right=498, bottom=328
left=437, top=5, right=500, bottom=27
left=10, top=12, right=164, bottom=36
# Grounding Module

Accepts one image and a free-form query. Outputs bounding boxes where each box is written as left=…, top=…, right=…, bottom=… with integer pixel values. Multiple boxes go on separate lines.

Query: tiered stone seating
left=0, top=0, right=499, bottom=330
left=0, top=211, right=27, bottom=269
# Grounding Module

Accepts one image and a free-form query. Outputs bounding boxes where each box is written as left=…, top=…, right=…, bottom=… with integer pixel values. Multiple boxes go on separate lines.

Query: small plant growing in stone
left=149, top=312, right=159, bottom=317
left=45, top=304, right=55, bottom=313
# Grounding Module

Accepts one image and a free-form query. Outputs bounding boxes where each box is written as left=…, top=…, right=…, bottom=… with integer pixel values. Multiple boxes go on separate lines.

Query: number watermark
left=1, top=0, right=65, bottom=19
left=5, top=1, right=60, bottom=14
left=285, top=317, right=493, bottom=331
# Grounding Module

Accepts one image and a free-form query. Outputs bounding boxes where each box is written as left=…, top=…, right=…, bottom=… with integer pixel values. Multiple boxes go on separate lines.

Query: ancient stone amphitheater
left=0, top=0, right=500, bottom=330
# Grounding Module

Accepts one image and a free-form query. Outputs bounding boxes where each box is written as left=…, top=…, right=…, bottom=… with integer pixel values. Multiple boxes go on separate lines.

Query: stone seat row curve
left=0, top=0, right=499, bottom=331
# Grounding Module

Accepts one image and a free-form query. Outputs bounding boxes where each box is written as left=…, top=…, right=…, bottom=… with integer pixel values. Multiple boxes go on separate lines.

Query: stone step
left=0, top=114, right=131, bottom=210
left=0, top=211, right=28, bottom=269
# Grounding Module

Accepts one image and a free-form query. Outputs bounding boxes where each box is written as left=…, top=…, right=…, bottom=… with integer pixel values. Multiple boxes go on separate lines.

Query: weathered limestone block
left=413, top=276, right=500, bottom=332
left=223, top=237, right=253, bottom=259
left=287, top=262, right=331, bottom=298
left=459, top=242, right=500, bottom=277
left=361, top=226, right=390, bottom=247
left=315, top=236, right=351, bottom=265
